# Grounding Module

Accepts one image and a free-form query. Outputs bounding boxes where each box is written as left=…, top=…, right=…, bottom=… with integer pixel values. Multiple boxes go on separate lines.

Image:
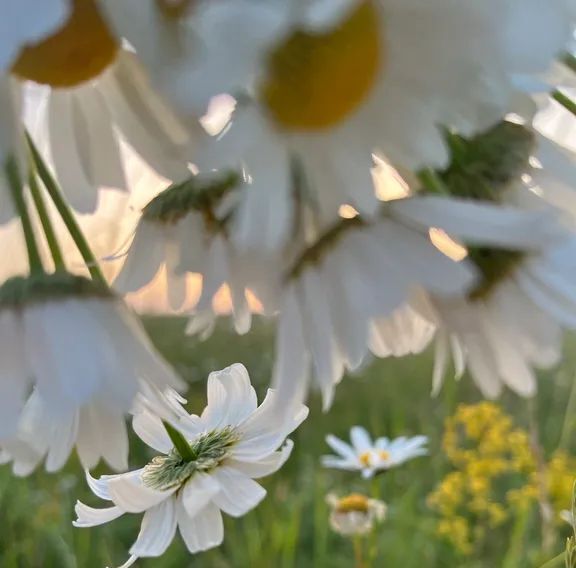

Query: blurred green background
left=1, top=317, right=575, bottom=567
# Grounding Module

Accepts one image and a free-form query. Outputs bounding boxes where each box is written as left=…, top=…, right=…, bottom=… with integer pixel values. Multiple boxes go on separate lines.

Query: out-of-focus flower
left=0, top=271, right=184, bottom=471
left=191, top=0, right=573, bottom=250
left=74, top=363, right=308, bottom=564
left=408, top=121, right=576, bottom=399
left=270, top=191, right=560, bottom=407
left=429, top=402, right=576, bottom=556
left=24, top=48, right=199, bottom=213
left=326, top=493, right=387, bottom=537
left=322, top=426, right=428, bottom=479
left=114, top=171, right=275, bottom=333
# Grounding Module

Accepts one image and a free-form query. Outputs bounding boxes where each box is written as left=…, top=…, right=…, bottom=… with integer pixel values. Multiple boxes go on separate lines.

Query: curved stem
left=26, top=133, right=106, bottom=285
left=5, top=157, right=44, bottom=275
left=28, top=166, right=65, bottom=271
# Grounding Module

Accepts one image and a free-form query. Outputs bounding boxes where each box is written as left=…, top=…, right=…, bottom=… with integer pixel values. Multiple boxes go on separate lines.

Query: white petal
left=210, top=467, right=266, bottom=517
left=177, top=500, right=224, bottom=554
left=108, top=469, right=175, bottom=513
left=325, top=435, right=356, bottom=460
left=132, top=410, right=172, bottom=454
left=129, top=498, right=177, bottom=558
left=73, top=502, right=124, bottom=528
left=225, top=440, right=294, bottom=479
left=180, top=473, right=220, bottom=519
left=350, top=426, right=372, bottom=453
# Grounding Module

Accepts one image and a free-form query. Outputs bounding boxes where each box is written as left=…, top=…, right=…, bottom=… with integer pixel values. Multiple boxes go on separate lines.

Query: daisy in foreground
left=74, top=364, right=308, bottom=565
left=322, top=426, right=428, bottom=478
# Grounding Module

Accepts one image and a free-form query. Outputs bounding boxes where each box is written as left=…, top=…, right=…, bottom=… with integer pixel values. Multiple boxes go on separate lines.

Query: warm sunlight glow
left=429, top=228, right=468, bottom=262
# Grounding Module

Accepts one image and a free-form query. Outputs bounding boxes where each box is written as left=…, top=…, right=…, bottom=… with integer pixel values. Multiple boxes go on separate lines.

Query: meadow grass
left=1, top=317, right=576, bottom=567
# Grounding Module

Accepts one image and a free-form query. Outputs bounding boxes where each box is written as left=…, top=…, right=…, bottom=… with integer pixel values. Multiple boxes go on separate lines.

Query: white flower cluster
left=0, top=0, right=576, bottom=562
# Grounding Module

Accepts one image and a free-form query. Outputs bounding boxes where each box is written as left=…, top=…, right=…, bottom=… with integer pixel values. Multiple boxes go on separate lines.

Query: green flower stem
left=553, top=90, right=576, bottom=118
left=26, top=133, right=106, bottom=285
left=5, top=157, right=44, bottom=275
left=562, top=53, right=576, bottom=74
left=28, top=166, right=65, bottom=272
left=162, top=421, right=195, bottom=462
left=353, top=536, right=365, bottom=568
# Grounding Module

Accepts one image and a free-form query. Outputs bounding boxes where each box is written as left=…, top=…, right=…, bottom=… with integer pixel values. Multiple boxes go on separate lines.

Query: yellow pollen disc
left=359, top=451, right=372, bottom=467
left=11, top=0, right=119, bottom=88
left=261, top=1, right=381, bottom=131
left=155, top=0, right=195, bottom=19
left=337, top=494, right=370, bottom=513
left=378, top=450, right=390, bottom=461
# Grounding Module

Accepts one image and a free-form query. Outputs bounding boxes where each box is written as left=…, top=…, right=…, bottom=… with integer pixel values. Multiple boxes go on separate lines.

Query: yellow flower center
left=336, top=494, right=370, bottom=514
left=11, top=0, right=119, bottom=88
left=261, top=1, right=381, bottom=131
left=359, top=451, right=373, bottom=467
left=378, top=450, right=390, bottom=462
left=155, top=0, right=196, bottom=19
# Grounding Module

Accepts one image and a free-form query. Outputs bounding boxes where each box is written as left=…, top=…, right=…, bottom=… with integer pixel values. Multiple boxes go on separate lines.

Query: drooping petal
left=129, top=498, right=178, bottom=558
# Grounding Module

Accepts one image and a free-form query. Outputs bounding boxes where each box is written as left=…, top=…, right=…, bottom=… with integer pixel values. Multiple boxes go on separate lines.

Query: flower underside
left=435, top=121, right=535, bottom=202
left=421, top=121, right=534, bottom=300
left=142, top=426, right=240, bottom=491
left=261, top=0, right=381, bottom=131
left=11, top=0, right=119, bottom=88
left=0, top=272, right=113, bottom=309
left=142, top=172, right=239, bottom=226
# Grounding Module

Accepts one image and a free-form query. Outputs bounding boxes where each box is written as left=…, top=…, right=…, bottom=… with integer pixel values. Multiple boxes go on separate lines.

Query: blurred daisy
left=0, top=272, right=184, bottom=467
left=114, top=172, right=277, bottom=332
left=74, top=363, right=308, bottom=564
left=410, top=121, right=576, bottom=399
left=327, top=493, right=387, bottom=537
left=430, top=233, right=576, bottom=399
left=322, top=426, right=428, bottom=479
left=8, top=0, right=197, bottom=213
left=271, top=193, right=562, bottom=407
left=189, top=0, right=573, bottom=250
left=0, top=383, right=186, bottom=475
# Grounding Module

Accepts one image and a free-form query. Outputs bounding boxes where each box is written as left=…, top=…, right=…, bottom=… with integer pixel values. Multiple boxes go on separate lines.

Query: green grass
left=1, top=317, right=576, bottom=567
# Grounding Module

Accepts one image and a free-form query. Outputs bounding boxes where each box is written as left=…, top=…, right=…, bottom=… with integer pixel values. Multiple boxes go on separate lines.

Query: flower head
left=0, top=271, right=184, bottom=472
left=326, top=493, right=387, bottom=537
left=74, top=363, right=308, bottom=564
left=322, top=426, right=428, bottom=478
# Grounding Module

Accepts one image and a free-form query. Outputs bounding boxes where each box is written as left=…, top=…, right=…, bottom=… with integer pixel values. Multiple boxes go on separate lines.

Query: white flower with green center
left=0, top=271, right=184, bottom=472
left=74, top=363, right=308, bottom=565
left=322, top=426, right=428, bottom=479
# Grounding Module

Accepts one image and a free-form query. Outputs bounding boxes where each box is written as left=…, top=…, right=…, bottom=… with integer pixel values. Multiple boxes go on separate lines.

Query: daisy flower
left=326, top=493, right=387, bottom=537
left=74, top=363, right=308, bottom=565
left=186, top=0, right=574, bottom=250
left=114, top=172, right=277, bottom=331
left=430, top=233, right=576, bottom=399
left=407, top=120, right=576, bottom=399
left=6, top=0, right=198, bottom=214
left=0, top=271, right=184, bottom=469
left=322, top=426, right=428, bottom=479
left=270, top=191, right=561, bottom=407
